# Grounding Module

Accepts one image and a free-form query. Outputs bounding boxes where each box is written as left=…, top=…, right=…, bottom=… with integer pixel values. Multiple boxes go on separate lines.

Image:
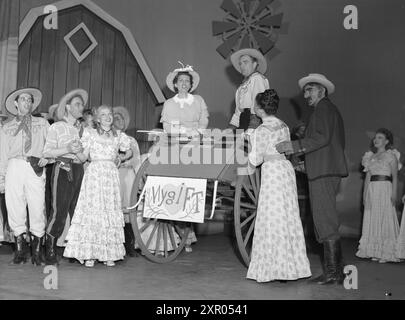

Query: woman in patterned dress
left=63, top=105, right=133, bottom=267
left=246, top=89, right=311, bottom=282
left=356, top=128, right=400, bottom=263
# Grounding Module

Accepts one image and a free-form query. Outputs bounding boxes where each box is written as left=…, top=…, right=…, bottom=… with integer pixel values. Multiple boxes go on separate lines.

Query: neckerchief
left=14, top=115, right=32, bottom=153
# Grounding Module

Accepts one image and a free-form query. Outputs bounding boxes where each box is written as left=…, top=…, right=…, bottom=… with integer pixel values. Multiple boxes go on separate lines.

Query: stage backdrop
left=0, top=0, right=20, bottom=115
left=17, top=4, right=160, bottom=152
left=18, top=0, right=405, bottom=237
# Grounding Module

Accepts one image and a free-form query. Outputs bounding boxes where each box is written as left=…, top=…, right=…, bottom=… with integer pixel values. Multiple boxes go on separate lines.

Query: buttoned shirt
left=43, top=120, right=81, bottom=161
left=0, top=116, right=49, bottom=176
left=229, top=72, right=269, bottom=127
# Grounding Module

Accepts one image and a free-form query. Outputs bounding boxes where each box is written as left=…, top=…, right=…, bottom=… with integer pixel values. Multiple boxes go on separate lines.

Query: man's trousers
left=5, top=159, right=46, bottom=237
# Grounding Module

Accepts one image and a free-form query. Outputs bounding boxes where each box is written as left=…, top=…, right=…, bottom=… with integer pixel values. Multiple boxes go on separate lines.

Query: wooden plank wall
left=17, top=5, right=158, bottom=152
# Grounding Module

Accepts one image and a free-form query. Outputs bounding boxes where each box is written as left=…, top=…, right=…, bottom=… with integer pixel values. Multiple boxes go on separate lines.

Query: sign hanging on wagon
left=142, top=176, right=207, bottom=223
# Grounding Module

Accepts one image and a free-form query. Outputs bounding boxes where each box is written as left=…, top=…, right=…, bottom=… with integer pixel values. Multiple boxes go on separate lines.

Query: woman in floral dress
left=356, top=128, right=400, bottom=263
left=246, top=89, right=311, bottom=282
left=63, top=105, right=133, bottom=267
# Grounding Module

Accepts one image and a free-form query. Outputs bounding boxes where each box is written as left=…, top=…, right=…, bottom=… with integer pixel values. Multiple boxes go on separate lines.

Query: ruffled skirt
left=356, top=181, right=400, bottom=261
left=63, top=161, right=125, bottom=262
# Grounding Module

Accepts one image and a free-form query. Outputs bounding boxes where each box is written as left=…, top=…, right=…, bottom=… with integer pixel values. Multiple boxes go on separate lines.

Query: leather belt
left=55, top=157, right=82, bottom=165
left=370, top=175, right=392, bottom=182
left=263, top=154, right=286, bottom=162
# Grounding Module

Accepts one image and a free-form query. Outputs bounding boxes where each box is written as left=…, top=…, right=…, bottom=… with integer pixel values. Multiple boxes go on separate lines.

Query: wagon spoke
left=167, top=222, right=178, bottom=249
left=242, top=183, right=256, bottom=204
left=154, top=223, right=163, bottom=256
left=240, top=212, right=256, bottom=229
left=243, top=219, right=255, bottom=247
left=146, top=222, right=159, bottom=249
left=139, top=218, right=154, bottom=233
left=163, top=223, right=168, bottom=257
left=239, top=202, right=256, bottom=210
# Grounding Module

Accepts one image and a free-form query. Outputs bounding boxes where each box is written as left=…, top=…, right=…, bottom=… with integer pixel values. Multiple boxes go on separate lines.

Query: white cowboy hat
left=5, top=87, right=42, bottom=116
left=166, top=62, right=200, bottom=93
left=230, top=48, right=267, bottom=74
left=48, top=104, right=58, bottom=120
left=55, top=89, right=88, bottom=121
left=113, top=106, right=131, bottom=131
left=298, top=73, right=335, bottom=95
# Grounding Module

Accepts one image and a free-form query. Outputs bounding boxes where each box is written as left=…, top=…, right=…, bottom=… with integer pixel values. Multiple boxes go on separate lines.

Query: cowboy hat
left=166, top=63, right=200, bottom=93
left=298, top=73, right=335, bottom=95
left=55, top=89, right=88, bottom=121
left=230, top=48, right=267, bottom=74
left=48, top=104, right=58, bottom=120
left=113, top=106, right=130, bottom=131
left=5, top=87, right=42, bottom=116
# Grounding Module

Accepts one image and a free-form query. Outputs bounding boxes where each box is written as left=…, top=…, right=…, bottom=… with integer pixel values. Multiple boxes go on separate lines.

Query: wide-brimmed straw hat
left=5, top=87, right=42, bottom=116
left=113, top=106, right=130, bottom=131
left=55, top=89, right=88, bottom=121
left=166, top=62, right=200, bottom=93
left=230, top=48, right=267, bottom=74
left=298, top=73, right=335, bottom=95
left=43, top=104, right=58, bottom=120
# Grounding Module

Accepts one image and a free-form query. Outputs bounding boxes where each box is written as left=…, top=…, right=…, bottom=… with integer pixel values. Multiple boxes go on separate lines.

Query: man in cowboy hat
left=276, top=73, right=348, bottom=285
left=229, top=48, right=269, bottom=131
left=0, top=87, right=50, bottom=265
left=42, top=89, right=88, bottom=265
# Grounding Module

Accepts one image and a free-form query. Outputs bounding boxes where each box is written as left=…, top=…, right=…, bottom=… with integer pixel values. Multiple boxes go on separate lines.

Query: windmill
left=212, top=0, right=283, bottom=59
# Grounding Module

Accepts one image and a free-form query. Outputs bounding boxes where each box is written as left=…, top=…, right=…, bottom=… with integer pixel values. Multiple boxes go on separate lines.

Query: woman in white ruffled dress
left=356, top=128, right=401, bottom=263
left=63, top=105, right=133, bottom=267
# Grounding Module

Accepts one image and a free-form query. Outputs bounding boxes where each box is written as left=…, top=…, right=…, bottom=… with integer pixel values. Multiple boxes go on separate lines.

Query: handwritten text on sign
left=143, top=176, right=207, bottom=223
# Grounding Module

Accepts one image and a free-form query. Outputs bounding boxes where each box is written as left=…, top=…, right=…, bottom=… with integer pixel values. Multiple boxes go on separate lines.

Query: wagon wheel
left=129, top=158, right=190, bottom=263
left=234, top=166, right=261, bottom=267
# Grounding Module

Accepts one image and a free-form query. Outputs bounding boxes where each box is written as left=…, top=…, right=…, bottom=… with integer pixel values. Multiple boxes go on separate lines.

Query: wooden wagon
left=127, top=132, right=261, bottom=267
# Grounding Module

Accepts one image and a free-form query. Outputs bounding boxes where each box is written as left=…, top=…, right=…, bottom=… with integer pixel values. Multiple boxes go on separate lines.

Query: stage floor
left=0, top=234, right=404, bottom=300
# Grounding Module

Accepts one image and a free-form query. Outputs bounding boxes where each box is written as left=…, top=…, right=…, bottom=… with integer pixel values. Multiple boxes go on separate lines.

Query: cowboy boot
left=12, top=234, right=28, bottom=264
left=31, top=235, right=44, bottom=266
left=124, top=223, right=138, bottom=257
left=311, top=239, right=344, bottom=285
left=44, top=234, right=58, bottom=265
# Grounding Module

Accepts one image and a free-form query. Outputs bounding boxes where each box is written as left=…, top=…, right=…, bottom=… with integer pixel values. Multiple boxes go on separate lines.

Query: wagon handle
left=124, top=184, right=147, bottom=212
left=208, top=180, right=219, bottom=220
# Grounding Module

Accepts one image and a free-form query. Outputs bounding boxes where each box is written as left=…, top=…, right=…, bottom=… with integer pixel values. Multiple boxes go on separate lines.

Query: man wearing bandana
left=43, top=89, right=87, bottom=265
left=0, top=88, right=49, bottom=265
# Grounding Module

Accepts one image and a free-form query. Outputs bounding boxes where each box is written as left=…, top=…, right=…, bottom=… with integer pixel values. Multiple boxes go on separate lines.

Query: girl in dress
left=246, top=89, right=311, bottom=282
left=63, top=105, right=133, bottom=267
left=356, top=128, right=400, bottom=263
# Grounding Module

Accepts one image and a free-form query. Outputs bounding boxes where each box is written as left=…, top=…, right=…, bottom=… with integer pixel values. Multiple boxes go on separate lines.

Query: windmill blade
left=221, top=0, right=241, bottom=19
left=241, top=0, right=255, bottom=16
left=212, top=21, right=239, bottom=36
left=251, top=30, right=275, bottom=55
left=216, top=30, right=242, bottom=58
left=254, top=0, right=274, bottom=17
left=258, top=13, right=283, bottom=28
